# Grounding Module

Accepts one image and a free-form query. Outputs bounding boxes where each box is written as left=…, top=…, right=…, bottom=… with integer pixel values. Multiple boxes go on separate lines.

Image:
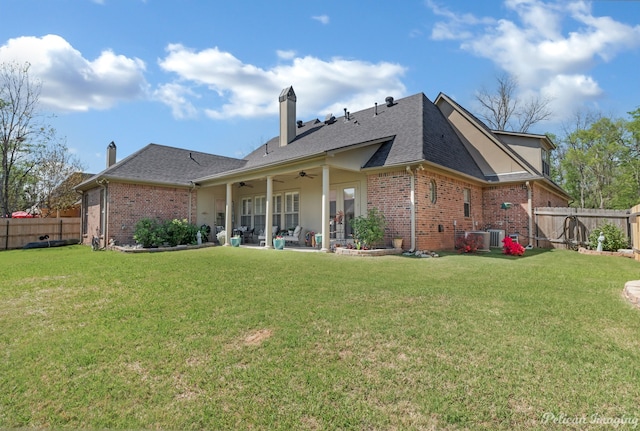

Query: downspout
left=406, top=165, right=416, bottom=252
left=188, top=182, right=198, bottom=224
left=526, top=181, right=533, bottom=247
left=97, top=179, right=108, bottom=248
left=77, top=189, right=84, bottom=242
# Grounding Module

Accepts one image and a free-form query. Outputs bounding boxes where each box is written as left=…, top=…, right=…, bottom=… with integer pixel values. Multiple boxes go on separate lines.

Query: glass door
left=330, top=186, right=357, bottom=242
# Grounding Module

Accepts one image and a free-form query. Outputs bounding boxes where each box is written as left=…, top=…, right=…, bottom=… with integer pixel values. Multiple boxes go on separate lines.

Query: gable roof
left=196, top=92, right=485, bottom=182
left=434, top=93, right=544, bottom=177
left=76, top=143, right=246, bottom=190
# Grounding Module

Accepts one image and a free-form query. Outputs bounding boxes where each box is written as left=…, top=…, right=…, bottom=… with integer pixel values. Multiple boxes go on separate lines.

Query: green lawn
left=1, top=245, right=639, bottom=430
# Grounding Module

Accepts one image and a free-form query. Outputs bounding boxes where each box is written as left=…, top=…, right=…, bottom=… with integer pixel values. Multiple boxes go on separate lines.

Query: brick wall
left=532, top=183, right=568, bottom=209
left=415, top=171, right=483, bottom=250
left=82, top=182, right=197, bottom=246
left=83, top=187, right=103, bottom=246
left=367, top=169, right=483, bottom=251
left=482, top=184, right=530, bottom=244
left=367, top=170, right=411, bottom=247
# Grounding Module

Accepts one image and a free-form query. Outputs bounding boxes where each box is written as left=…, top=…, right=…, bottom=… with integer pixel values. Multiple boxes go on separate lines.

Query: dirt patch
left=243, top=329, right=273, bottom=346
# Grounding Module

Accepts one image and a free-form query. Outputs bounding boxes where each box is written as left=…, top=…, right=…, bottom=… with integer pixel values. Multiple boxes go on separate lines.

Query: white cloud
left=277, top=50, right=296, bottom=60
left=0, top=34, right=148, bottom=112
left=427, top=0, right=496, bottom=41
left=158, top=44, right=407, bottom=120
left=153, top=83, right=198, bottom=119
left=428, top=0, right=640, bottom=120
left=312, top=15, right=330, bottom=25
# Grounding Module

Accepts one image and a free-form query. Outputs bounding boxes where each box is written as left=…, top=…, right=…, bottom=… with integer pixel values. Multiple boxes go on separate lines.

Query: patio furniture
left=281, top=226, right=303, bottom=245
left=258, top=226, right=278, bottom=246
left=242, top=227, right=255, bottom=243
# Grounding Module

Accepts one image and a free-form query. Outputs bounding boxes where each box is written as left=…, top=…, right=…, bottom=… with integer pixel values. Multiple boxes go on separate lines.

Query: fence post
left=59, top=219, right=63, bottom=240
left=4, top=220, right=8, bottom=250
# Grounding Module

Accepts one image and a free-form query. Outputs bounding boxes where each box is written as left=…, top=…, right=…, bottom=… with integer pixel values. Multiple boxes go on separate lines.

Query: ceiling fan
left=295, top=171, right=315, bottom=179
left=238, top=181, right=253, bottom=188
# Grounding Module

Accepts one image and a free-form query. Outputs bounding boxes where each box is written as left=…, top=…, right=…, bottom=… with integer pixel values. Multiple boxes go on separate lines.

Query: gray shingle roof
left=237, top=92, right=485, bottom=180
left=77, top=144, right=246, bottom=189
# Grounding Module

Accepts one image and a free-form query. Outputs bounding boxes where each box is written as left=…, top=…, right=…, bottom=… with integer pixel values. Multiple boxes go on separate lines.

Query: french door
left=330, top=186, right=357, bottom=240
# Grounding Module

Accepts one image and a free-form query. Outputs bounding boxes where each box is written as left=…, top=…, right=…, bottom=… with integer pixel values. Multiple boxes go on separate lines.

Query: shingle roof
left=235, top=92, right=485, bottom=180
left=76, top=144, right=246, bottom=189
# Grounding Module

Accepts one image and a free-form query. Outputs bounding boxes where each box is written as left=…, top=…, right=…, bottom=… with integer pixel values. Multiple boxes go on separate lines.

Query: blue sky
left=1, top=0, right=639, bottom=174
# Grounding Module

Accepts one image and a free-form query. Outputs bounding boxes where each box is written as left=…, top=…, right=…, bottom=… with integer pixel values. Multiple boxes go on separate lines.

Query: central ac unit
left=488, top=229, right=506, bottom=248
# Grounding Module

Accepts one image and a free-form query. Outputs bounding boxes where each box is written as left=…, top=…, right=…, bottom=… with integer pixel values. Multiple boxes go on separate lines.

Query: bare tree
left=0, top=62, right=80, bottom=217
left=475, top=74, right=553, bottom=133
left=26, top=142, right=84, bottom=216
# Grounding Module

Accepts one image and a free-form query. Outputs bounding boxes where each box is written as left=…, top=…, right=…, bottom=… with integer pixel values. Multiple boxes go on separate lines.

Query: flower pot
left=393, top=238, right=403, bottom=249
left=315, top=234, right=322, bottom=248
left=230, top=236, right=241, bottom=247
left=273, top=238, right=285, bottom=250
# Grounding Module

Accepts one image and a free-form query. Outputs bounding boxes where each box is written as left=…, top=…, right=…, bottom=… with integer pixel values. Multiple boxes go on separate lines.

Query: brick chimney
left=279, top=86, right=296, bottom=147
left=106, top=141, right=117, bottom=168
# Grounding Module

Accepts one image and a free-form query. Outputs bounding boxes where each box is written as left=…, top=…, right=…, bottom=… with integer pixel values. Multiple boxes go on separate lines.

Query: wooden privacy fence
left=534, top=207, right=633, bottom=250
left=632, top=204, right=640, bottom=262
left=1, top=218, right=81, bottom=250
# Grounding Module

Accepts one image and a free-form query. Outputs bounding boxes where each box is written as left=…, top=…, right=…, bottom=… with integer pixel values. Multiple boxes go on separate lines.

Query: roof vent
left=324, top=113, right=336, bottom=125
left=297, top=120, right=304, bottom=128
left=385, top=96, right=395, bottom=107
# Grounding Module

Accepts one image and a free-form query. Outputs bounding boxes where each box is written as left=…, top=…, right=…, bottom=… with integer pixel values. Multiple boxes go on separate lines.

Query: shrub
left=350, top=208, right=386, bottom=249
left=588, top=223, right=628, bottom=251
left=134, top=218, right=201, bottom=247
left=455, top=234, right=483, bottom=253
left=502, top=236, right=525, bottom=256
left=164, top=218, right=199, bottom=246
left=133, top=218, right=166, bottom=248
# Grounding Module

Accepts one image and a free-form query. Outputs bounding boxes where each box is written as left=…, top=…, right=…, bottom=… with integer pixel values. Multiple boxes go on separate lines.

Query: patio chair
left=242, top=227, right=255, bottom=243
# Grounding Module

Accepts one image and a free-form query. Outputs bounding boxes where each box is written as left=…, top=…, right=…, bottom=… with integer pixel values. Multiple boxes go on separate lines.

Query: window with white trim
left=254, top=195, right=266, bottom=233
left=272, top=194, right=282, bottom=231
left=463, top=188, right=471, bottom=218
left=240, top=197, right=252, bottom=227
left=284, top=191, right=299, bottom=230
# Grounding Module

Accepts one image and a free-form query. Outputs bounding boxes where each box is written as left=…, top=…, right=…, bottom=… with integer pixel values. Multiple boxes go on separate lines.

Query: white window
left=463, top=188, right=471, bottom=218
left=272, top=194, right=282, bottom=231
left=240, top=197, right=252, bottom=227
left=254, top=195, right=266, bottom=233
left=284, top=191, right=299, bottom=230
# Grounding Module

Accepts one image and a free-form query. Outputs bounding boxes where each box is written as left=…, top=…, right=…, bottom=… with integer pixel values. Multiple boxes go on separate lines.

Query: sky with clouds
left=1, top=0, right=639, bottom=174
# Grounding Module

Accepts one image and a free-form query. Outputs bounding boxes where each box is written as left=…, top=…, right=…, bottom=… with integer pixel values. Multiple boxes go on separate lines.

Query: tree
left=557, top=110, right=637, bottom=209
left=475, top=74, right=553, bottom=133
left=0, top=62, right=81, bottom=217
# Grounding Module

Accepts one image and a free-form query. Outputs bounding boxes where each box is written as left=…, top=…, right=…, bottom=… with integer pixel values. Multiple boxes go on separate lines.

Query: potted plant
left=230, top=235, right=241, bottom=247
left=273, top=235, right=285, bottom=250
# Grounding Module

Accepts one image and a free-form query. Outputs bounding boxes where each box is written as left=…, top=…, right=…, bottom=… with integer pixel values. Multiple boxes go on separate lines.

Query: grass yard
left=1, top=245, right=640, bottom=430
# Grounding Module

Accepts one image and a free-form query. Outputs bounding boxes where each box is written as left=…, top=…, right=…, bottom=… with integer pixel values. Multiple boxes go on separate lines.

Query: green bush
left=350, top=207, right=386, bottom=249
left=588, top=222, right=628, bottom=251
left=164, top=218, right=199, bottom=246
left=134, top=218, right=201, bottom=247
left=133, top=218, right=166, bottom=248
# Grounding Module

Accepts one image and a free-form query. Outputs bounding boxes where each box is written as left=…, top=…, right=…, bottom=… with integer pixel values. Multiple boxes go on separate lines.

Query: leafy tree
left=475, top=74, right=552, bottom=133
left=557, top=110, right=638, bottom=209
left=0, top=61, right=81, bottom=217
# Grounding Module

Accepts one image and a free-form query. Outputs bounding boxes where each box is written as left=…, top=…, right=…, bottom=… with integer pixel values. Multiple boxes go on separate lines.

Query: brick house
left=76, top=86, right=569, bottom=250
